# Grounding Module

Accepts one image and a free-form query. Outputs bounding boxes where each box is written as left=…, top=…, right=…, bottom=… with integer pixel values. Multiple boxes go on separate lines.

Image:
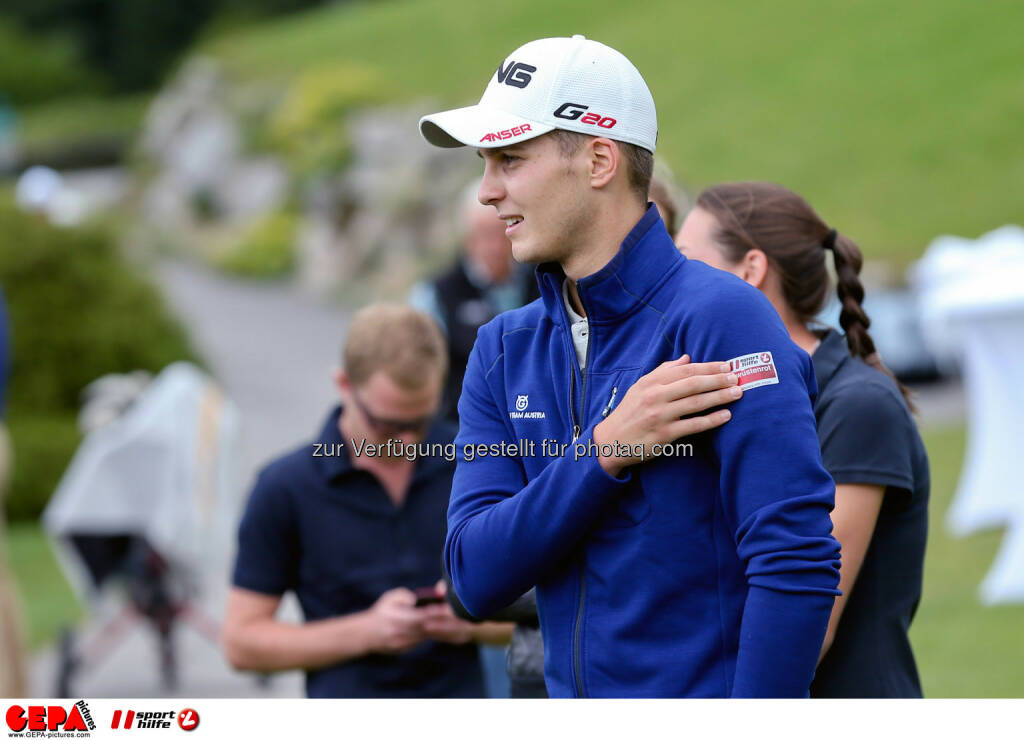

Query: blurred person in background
left=0, top=283, right=28, bottom=696
left=677, top=182, right=930, bottom=697
left=648, top=164, right=686, bottom=237
left=222, top=304, right=510, bottom=698
left=443, top=569, right=546, bottom=698
left=410, top=179, right=540, bottom=424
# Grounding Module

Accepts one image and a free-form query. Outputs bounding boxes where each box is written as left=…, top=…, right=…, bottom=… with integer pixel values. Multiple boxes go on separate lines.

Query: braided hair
left=696, top=182, right=914, bottom=410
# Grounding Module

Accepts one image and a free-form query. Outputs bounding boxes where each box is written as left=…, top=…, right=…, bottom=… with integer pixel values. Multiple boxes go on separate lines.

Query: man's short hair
left=549, top=130, right=654, bottom=202
left=344, top=303, right=447, bottom=389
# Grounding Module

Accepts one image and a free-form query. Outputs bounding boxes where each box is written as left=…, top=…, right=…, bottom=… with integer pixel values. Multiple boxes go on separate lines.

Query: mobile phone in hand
left=413, top=586, right=445, bottom=608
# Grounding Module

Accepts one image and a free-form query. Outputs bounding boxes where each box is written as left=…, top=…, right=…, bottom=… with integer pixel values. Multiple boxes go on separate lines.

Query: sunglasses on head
left=351, top=391, right=434, bottom=435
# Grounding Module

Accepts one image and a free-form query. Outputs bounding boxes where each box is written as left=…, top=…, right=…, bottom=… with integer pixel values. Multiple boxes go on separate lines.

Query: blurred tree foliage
left=216, top=208, right=298, bottom=278
left=0, top=0, right=334, bottom=95
left=0, top=199, right=197, bottom=520
left=0, top=19, right=102, bottom=104
left=263, top=62, right=389, bottom=175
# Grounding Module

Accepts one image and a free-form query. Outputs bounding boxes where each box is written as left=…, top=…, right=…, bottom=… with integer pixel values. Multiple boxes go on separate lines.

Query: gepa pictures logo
left=6, top=700, right=96, bottom=735
left=496, top=60, right=536, bottom=88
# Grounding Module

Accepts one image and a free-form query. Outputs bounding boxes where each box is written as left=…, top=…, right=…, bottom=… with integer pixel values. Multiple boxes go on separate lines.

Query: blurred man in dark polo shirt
left=222, top=303, right=508, bottom=697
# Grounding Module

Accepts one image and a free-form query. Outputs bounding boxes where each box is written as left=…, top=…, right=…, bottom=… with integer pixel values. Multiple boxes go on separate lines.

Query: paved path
left=31, top=260, right=351, bottom=698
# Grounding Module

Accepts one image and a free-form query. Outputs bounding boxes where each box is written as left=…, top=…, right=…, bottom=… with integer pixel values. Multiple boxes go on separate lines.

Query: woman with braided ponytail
left=676, top=182, right=929, bottom=697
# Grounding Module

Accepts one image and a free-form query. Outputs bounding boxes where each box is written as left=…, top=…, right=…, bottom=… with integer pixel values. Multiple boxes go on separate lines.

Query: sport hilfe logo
left=552, top=103, right=617, bottom=129
left=6, top=701, right=96, bottom=734
left=109, top=708, right=199, bottom=731
left=496, top=61, right=536, bottom=88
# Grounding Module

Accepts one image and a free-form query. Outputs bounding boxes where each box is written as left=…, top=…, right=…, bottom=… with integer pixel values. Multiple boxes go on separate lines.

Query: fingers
left=662, top=370, right=738, bottom=398
left=421, top=611, right=472, bottom=644
left=382, top=587, right=417, bottom=607
left=418, top=602, right=454, bottom=620
left=665, top=385, right=743, bottom=419
left=379, top=591, right=425, bottom=628
left=421, top=614, right=460, bottom=633
left=650, top=358, right=733, bottom=385
left=666, top=408, right=733, bottom=439
left=388, top=610, right=425, bottom=633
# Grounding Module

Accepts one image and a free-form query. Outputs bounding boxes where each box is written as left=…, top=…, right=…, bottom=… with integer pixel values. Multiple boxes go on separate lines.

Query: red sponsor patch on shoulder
left=729, top=351, right=779, bottom=389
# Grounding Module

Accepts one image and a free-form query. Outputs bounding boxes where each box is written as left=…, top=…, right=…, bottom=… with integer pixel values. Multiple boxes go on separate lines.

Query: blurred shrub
left=216, top=209, right=297, bottom=278
left=17, top=94, right=149, bottom=151
left=0, top=199, right=196, bottom=520
left=0, top=20, right=102, bottom=105
left=4, top=412, right=80, bottom=522
left=264, top=63, right=389, bottom=175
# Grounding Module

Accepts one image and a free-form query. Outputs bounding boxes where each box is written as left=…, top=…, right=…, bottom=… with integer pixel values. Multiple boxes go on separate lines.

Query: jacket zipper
left=570, top=286, right=593, bottom=699
left=569, top=369, right=580, bottom=442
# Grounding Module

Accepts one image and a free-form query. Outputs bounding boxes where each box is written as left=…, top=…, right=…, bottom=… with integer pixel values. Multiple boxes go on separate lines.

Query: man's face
left=477, top=133, right=593, bottom=266
left=339, top=369, right=441, bottom=449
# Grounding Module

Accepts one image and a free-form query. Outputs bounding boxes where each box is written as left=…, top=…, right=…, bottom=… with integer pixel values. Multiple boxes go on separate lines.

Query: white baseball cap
left=419, top=35, right=657, bottom=153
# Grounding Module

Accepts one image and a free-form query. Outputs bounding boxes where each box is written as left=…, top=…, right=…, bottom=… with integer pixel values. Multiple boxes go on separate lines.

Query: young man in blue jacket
left=419, top=35, right=841, bottom=697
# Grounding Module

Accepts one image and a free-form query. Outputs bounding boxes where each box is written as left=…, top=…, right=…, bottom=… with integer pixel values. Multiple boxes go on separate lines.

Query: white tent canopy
left=43, top=362, right=240, bottom=601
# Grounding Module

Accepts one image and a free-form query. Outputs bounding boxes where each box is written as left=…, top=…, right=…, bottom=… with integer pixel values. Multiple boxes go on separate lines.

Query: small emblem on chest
left=510, top=394, right=546, bottom=419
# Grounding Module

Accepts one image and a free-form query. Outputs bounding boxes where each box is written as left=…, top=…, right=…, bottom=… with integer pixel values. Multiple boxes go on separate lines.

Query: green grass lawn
left=911, top=424, right=1024, bottom=697
left=5, top=421, right=1022, bottom=695
left=203, top=0, right=1024, bottom=267
left=5, top=521, right=81, bottom=650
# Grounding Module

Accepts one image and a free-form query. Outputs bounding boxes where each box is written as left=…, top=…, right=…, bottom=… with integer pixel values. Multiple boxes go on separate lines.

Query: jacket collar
left=536, top=203, right=683, bottom=325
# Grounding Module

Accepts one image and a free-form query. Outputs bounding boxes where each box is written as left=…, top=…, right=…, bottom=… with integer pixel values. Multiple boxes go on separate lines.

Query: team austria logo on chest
left=510, top=394, right=546, bottom=420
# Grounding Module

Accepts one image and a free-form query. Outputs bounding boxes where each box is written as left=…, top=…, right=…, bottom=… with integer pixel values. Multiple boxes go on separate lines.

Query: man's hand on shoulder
left=593, top=355, right=741, bottom=477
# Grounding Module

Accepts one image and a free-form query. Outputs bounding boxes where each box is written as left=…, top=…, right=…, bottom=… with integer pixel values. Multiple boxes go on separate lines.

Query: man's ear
left=739, top=249, right=770, bottom=289
left=588, top=137, right=620, bottom=190
left=333, top=369, right=351, bottom=398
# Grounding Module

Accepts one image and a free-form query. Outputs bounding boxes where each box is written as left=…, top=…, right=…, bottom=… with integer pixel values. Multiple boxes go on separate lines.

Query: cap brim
left=419, top=104, right=553, bottom=149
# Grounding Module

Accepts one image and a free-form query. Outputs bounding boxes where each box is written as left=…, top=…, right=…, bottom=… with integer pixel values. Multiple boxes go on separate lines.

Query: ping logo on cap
left=496, top=60, right=536, bottom=88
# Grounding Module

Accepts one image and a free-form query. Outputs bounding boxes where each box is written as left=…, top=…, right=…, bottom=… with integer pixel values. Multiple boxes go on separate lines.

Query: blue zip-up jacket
left=445, top=206, right=841, bottom=697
